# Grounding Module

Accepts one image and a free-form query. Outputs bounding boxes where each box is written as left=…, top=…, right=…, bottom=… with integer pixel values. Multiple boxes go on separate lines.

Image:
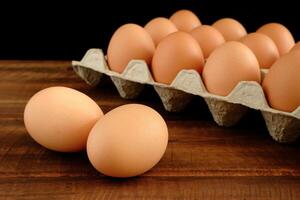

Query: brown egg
left=203, top=41, right=261, bottom=96
left=87, top=104, right=168, bottom=178
left=24, top=87, right=103, bottom=152
left=257, top=23, right=295, bottom=56
left=262, top=50, right=300, bottom=112
left=290, top=41, right=300, bottom=52
left=190, top=25, right=225, bottom=58
left=212, top=18, right=247, bottom=41
left=240, top=33, right=279, bottom=68
left=144, top=17, right=178, bottom=46
left=151, top=31, right=204, bottom=84
left=169, top=9, right=201, bottom=32
left=107, top=23, right=155, bottom=73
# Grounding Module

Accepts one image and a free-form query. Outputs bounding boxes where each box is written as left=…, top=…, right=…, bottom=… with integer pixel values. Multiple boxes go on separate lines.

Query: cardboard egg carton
left=72, top=48, right=300, bottom=143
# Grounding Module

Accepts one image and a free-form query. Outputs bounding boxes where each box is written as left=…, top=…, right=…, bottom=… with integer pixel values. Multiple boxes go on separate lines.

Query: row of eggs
left=107, top=10, right=300, bottom=113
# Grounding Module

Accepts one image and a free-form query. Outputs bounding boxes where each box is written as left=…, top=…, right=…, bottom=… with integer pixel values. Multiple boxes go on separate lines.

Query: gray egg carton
left=72, top=48, right=300, bottom=143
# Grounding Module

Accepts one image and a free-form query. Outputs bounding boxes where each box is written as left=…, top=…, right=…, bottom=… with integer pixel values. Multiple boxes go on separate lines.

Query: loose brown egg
left=202, top=41, right=261, bottom=96
left=262, top=50, right=300, bottom=112
left=257, top=23, right=295, bottom=55
left=240, top=33, right=279, bottom=68
left=24, top=87, right=103, bottom=152
left=190, top=25, right=225, bottom=58
left=87, top=104, right=168, bottom=178
left=169, top=9, right=201, bottom=32
left=107, top=23, right=155, bottom=73
left=290, top=41, right=300, bottom=52
left=144, top=17, right=178, bottom=46
left=151, top=31, right=204, bottom=84
left=212, top=18, right=247, bottom=41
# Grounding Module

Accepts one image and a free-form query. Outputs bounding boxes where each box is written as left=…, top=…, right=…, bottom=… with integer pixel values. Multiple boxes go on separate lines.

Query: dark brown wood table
left=1, top=60, right=300, bottom=199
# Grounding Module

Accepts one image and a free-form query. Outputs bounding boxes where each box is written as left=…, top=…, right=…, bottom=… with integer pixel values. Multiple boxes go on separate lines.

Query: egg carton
left=72, top=48, right=300, bottom=143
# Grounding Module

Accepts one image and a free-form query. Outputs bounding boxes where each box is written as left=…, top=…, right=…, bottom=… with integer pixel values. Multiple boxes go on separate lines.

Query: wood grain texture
left=0, top=61, right=300, bottom=199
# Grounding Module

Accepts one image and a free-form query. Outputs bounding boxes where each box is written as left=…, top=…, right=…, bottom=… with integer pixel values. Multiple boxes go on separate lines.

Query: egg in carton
left=72, top=48, right=300, bottom=143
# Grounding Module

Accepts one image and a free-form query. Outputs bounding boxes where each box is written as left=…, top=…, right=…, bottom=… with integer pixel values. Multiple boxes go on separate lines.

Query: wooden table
left=1, top=60, right=300, bottom=199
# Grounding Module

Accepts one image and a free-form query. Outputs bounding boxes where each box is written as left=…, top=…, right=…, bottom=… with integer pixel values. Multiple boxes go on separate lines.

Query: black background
left=0, top=0, right=299, bottom=60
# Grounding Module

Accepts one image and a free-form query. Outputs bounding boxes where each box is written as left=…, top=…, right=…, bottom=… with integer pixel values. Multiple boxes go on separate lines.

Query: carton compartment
left=72, top=48, right=300, bottom=143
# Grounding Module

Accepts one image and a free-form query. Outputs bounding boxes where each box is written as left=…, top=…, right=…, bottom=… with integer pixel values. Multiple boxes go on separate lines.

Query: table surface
left=0, top=60, right=300, bottom=200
